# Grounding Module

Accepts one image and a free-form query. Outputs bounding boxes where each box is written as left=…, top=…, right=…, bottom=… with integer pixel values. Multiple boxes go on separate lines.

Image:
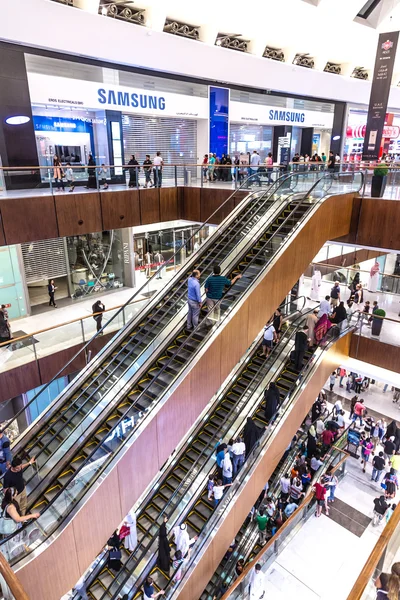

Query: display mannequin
left=154, top=252, right=164, bottom=280
left=310, top=269, right=321, bottom=300
left=144, top=252, right=153, bottom=278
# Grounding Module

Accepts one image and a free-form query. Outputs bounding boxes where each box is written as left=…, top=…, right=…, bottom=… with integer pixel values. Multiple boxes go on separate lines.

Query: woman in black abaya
left=243, top=417, right=264, bottom=458
left=264, top=382, right=280, bottom=423
left=157, top=516, right=171, bottom=574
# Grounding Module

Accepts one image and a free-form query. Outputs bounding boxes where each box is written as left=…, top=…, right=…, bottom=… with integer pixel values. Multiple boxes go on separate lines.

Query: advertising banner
left=230, top=101, right=334, bottom=129
left=27, top=74, right=209, bottom=119
left=362, top=31, right=399, bottom=160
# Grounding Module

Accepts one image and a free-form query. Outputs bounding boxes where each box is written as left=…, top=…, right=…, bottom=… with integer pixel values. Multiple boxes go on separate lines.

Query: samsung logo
left=269, top=110, right=305, bottom=123
left=97, top=88, right=166, bottom=110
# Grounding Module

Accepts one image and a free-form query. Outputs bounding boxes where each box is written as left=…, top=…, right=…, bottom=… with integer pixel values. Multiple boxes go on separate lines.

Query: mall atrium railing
left=347, top=503, right=400, bottom=600
left=0, top=160, right=387, bottom=195
left=310, top=261, right=400, bottom=296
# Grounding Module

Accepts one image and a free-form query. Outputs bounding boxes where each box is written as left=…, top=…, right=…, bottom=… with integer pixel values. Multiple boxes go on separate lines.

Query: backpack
left=0, top=506, right=18, bottom=535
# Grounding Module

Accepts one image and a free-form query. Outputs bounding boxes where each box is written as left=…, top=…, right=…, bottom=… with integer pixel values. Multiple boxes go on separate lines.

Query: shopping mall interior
left=1, top=1, right=400, bottom=599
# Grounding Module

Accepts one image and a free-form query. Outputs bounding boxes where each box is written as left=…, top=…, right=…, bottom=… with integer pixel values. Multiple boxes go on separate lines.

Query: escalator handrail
left=1, top=171, right=294, bottom=436
left=91, top=303, right=316, bottom=600
left=10, top=172, right=308, bottom=499
left=163, top=321, right=359, bottom=600
left=218, top=443, right=349, bottom=600
left=95, top=307, right=321, bottom=600
left=9, top=171, right=312, bottom=498
left=9, top=181, right=283, bottom=479
left=8, top=173, right=356, bottom=550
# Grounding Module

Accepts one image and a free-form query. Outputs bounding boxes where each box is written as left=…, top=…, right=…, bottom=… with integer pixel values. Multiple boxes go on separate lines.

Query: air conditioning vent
left=263, top=47, right=285, bottom=62
left=99, top=2, right=145, bottom=25
left=293, top=53, right=315, bottom=68
left=216, top=35, right=248, bottom=52
left=164, top=20, right=200, bottom=40
left=324, top=62, right=342, bottom=75
left=352, top=66, right=369, bottom=80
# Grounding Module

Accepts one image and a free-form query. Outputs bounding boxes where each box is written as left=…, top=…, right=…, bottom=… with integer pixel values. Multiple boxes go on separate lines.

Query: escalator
left=82, top=305, right=317, bottom=600
left=200, top=404, right=341, bottom=600
left=3, top=171, right=361, bottom=587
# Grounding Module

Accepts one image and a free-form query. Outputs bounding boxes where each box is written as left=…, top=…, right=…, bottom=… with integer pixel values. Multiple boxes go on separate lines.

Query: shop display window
left=66, top=231, right=125, bottom=299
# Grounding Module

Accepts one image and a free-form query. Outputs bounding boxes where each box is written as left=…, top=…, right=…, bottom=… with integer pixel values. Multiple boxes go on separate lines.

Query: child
left=386, top=503, right=397, bottom=523
left=65, top=162, right=75, bottom=192
left=363, top=300, right=370, bottom=323
left=98, top=164, right=109, bottom=189
left=172, top=549, right=185, bottom=583
left=207, top=474, right=215, bottom=501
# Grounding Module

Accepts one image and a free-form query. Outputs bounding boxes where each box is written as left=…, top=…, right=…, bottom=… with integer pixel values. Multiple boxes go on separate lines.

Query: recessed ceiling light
left=5, top=115, right=30, bottom=125
left=332, top=135, right=340, bottom=140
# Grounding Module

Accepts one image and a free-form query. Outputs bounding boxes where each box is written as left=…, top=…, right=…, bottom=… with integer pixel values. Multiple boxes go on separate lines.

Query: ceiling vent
left=324, top=62, right=342, bottom=75
left=293, top=53, right=315, bottom=68
left=99, top=2, right=145, bottom=25
left=216, top=34, right=249, bottom=52
left=164, top=19, right=200, bottom=40
left=352, top=66, right=369, bottom=80
left=263, top=47, right=285, bottom=62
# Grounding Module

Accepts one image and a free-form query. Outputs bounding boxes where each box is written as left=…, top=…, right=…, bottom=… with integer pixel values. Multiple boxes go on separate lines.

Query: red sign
left=346, top=125, right=399, bottom=139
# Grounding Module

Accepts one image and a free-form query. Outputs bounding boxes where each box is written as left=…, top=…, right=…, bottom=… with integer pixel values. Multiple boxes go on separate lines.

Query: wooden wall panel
left=15, top=192, right=357, bottom=600
left=220, top=302, right=250, bottom=383
left=139, top=188, right=160, bottom=224
left=182, top=187, right=201, bottom=222
left=100, top=189, right=140, bottom=230
left=349, top=334, right=400, bottom=373
left=38, top=343, right=86, bottom=383
left=176, top=334, right=351, bottom=600
left=116, top=418, right=159, bottom=518
left=17, top=518, right=81, bottom=600
left=334, top=195, right=361, bottom=245
left=200, top=188, right=234, bottom=224
left=356, top=198, right=400, bottom=251
left=73, top=467, right=122, bottom=573
left=160, top=187, right=178, bottom=222
left=0, top=196, right=58, bottom=244
left=55, top=192, right=102, bottom=237
left=233, top=190, right=249, bottom=207
left=0, top=362, right=41, bottom=403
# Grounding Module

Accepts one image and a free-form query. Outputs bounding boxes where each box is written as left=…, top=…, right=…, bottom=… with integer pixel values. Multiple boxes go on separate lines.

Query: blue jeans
left=223, top=475, right=232, bottom=485
left=232, top=454, right=244, bottom=477
left=249, top=167, right=260, bottom=186
left=187, top=299, right=200, bottom=329
left=329, top=485, right=336, bottom=501
left=153, top=168, right=162, bottom=187
left=352, top=414, right=363, bottom=426
left=372, top=467, right=383, bottom=482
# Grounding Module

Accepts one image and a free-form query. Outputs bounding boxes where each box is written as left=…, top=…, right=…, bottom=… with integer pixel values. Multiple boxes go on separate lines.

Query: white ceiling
left=129, top=0, right=400, bottom=80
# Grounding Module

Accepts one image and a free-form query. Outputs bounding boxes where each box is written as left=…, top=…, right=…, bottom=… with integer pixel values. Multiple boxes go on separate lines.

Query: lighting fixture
left=5, top=116, right=31, bottom=125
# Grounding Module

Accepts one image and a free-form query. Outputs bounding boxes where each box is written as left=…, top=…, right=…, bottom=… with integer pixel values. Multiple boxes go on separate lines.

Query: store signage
left=27, top=74, right=208, bottom=119
left=362, top=31, right=399, bottom=160
left=347, top=124, right=400, bottom=139
left=230, top=101, right=334, bottom=129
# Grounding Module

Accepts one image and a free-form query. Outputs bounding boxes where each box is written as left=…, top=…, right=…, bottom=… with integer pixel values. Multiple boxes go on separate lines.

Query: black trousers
left=49, top=292, right=56, bottom=307
left=95, top=316, right=103, bottom=332
left=295, top=349, right=305, bottom=370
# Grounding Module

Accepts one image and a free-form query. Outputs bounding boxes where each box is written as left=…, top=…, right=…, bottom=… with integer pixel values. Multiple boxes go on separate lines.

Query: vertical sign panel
left=209, top=86, right=229, bottom=157
left=363, top=31, right=399, bottom=161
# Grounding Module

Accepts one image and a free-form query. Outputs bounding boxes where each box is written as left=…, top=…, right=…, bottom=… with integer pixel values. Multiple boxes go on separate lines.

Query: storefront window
left=230, top=124, right=273, bottom=163
left=32, top=108, right=109, bottom=183
left=66, top=231, right=125, bottom=299
left=0, top=246, right=28, bottom=319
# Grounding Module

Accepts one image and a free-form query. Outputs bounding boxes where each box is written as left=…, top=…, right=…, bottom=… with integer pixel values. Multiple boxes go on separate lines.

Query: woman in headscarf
left=350, top=271, right=360, bottom=294
left=243, top=417, right=264, bottom=457
left=307, top=425, right=317, bottom=457
left=264, top=382, right=280, bottom=423
left=157, top=516, right=171, bottom=574
left=314, top=313, right=333, bottom=344
left=305, top=310, right=319, bottom=346
left=368, top=260, right=380, bottom=292
left=106, top=531, right=122, bottom=572
left=124, top=510, right=138, bottom=552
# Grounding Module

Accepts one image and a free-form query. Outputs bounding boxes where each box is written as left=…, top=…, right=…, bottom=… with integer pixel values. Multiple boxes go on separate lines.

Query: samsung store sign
left=230, top=101, right=334, bottom=129
left=27, top=74, right=208, bottom=119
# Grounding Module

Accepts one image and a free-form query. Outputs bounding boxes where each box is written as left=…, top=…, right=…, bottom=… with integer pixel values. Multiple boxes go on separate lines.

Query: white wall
left=3, top=0, right=400, bottom=110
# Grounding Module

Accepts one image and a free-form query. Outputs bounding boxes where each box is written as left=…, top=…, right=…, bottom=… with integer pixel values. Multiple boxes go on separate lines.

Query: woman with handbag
left=107, top=531, right=122, bottom=571
left=0, top=487, right=40, bottom=536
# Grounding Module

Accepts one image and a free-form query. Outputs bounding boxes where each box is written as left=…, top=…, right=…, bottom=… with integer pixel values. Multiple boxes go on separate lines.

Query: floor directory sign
left=362, top=31, right=399, bottom=161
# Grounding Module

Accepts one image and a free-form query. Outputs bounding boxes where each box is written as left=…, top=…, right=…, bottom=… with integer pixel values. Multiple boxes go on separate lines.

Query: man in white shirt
left=153, top=151, right=164, bottom=188
left=280, top=473, right=291, bottom=501
left=249, top=563, right=266, bottom=599
left=250, top=150, right=261, bottom=186
left=231, top=437, right=246, bottom=476
left=262, top=323, right=277, bottom=358
left=318, top=295, right=331, bottom=318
